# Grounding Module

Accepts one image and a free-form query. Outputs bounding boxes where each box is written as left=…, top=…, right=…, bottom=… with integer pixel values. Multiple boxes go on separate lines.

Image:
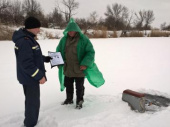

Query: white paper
left=48, top=51, right=64, bottom=67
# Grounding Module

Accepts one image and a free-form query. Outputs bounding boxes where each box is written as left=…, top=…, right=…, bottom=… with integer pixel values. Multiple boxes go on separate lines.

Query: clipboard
left=48, top=51, right=64, bottom=68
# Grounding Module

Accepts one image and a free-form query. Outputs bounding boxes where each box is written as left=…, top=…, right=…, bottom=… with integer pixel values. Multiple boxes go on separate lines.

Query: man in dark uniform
left=12, top=17, right=51, bottom=127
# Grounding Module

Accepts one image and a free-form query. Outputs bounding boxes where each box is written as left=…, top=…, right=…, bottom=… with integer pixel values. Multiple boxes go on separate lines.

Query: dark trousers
left=23, top=84, right=40, bottom=127
left=64, top=76, right=85, bottom=103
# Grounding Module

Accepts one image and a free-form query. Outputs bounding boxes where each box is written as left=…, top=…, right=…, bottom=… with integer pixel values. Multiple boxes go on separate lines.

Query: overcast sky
left=38, top=0, right=170, bottom=28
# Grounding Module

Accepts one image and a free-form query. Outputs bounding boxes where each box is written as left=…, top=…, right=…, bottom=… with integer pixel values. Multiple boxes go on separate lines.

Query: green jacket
left=56, top=18, right=105, bottom=91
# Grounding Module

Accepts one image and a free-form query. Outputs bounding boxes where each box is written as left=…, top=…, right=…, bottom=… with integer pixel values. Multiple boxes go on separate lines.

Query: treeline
left=0, top=0, right=170, bottom=31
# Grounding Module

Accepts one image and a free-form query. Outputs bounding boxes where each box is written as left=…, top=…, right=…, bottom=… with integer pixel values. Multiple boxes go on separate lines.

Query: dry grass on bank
left=86, top=27, right=107, bottom=38
left=149, top=30, right=170, bottom=37
left=128, top=31, right=144, bottom=37
left=0, top=25, right=14, bottom=40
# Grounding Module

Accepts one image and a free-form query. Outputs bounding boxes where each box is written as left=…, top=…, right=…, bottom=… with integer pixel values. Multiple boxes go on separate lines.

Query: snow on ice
left=0, top=36, right=170, bottom=127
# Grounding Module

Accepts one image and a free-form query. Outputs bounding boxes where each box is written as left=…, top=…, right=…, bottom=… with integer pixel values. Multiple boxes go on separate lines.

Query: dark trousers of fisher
left=64, top=76, right=85, bottom=104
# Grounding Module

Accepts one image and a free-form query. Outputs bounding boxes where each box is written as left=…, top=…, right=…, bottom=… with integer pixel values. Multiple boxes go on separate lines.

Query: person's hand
left=39, top=77, right=46, bottom=84
left=80, top=65, right=87, bottom=71
left=45, top=56, right=52, bottom=63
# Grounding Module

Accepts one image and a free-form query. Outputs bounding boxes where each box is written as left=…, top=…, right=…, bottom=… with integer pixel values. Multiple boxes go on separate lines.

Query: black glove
left=44, top=56, right=52, bottom=63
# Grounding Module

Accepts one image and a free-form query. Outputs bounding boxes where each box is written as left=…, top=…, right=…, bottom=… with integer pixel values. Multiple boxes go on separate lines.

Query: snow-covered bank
left=1, top=37, right=170, bottom=127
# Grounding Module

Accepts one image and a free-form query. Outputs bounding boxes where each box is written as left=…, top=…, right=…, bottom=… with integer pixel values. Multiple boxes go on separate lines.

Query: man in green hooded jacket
left=56, top=18, right=105, bottom=109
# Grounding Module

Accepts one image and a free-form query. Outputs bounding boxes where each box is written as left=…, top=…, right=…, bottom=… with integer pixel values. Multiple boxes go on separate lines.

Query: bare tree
left=165, top=24, right=170, bottom=30
left=120, top=11, right=134, bottom=36
left=75, top=18, right=88, bottom=32
left=144, top=10, right=155, bottom=30
left=160, top=22, right=170, bottom=31
left=0, top=0, right=11, bottom=12
left=134, top=10, right=146, bottom=30
left=47, top=8, right=64, bottom=28
left=0, top=0, right=11, bottom=23
left=88, top=11, right=98, bottom=28
left=124, top=11, right=134, bottom=30
left=88, top=11, right=98, bottom=23
left=161, top=22, right=166, bottom=30
left=22, top=0, right=42, bottom=17
left=11, top=0, right=24, bottom=25
left=56, top=0, right=79, bottom=23
left=105, top=3, right=129, bottom=30
left=22, top=0, right=48, bottom=27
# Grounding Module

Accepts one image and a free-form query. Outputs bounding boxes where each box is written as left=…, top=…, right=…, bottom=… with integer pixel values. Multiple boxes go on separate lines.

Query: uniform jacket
left=56, top=18, right=105, bottom=91
left=12, top=28, right=46, bottom=85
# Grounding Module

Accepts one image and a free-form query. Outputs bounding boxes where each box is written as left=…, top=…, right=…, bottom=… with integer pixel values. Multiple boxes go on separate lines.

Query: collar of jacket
left=23, top=28, right=36, bottom=38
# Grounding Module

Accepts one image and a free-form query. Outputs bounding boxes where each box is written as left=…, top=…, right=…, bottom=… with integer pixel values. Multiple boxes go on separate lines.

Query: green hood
left=63, top=18, right=82, bottom=36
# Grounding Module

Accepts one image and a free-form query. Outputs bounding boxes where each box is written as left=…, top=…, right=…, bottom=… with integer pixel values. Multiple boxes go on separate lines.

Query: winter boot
left=76, top=100, right=84, bottom=109
left=62, top=99, right=73, bottom=105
